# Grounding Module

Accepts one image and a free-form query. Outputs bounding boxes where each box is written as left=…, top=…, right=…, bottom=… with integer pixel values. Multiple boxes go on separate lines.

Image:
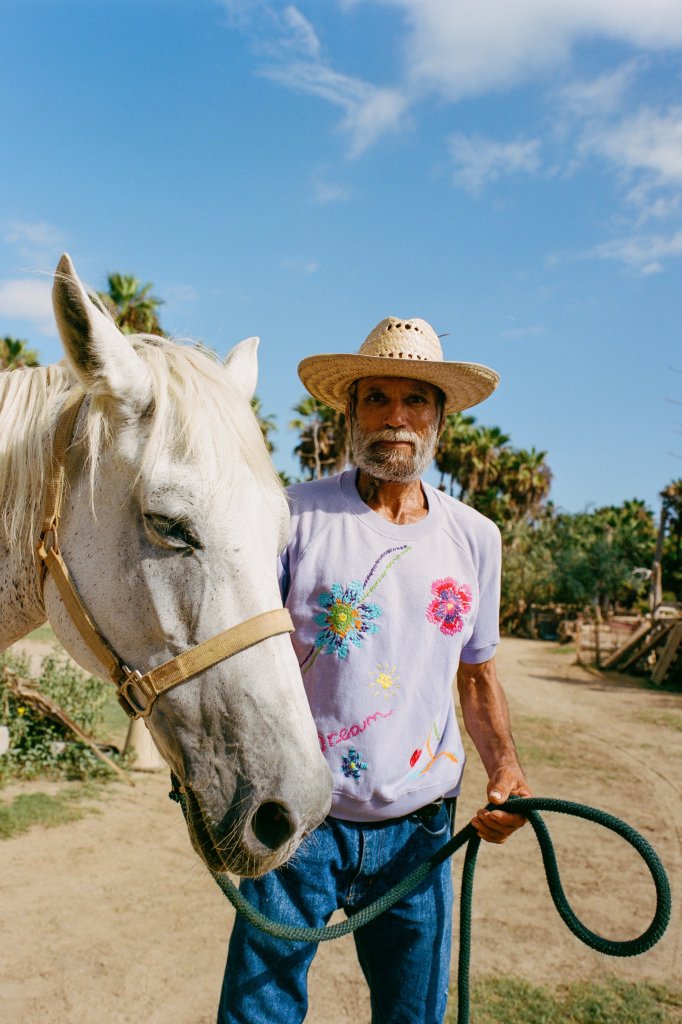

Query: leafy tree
left=659, top=479, right=682, bottom=601
left=500, top=513, right=556, bottom=631
left=1, top=336, right=39, bottom=370
left=97, top=273, right=164, bottom=335
left=546, top=502, right=656, bottom=615
left=290, top=397, right=349, bottom=479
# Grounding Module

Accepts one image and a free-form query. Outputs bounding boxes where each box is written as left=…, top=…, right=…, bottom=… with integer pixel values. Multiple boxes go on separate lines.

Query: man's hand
left=471, top=767, right=532, bottom=844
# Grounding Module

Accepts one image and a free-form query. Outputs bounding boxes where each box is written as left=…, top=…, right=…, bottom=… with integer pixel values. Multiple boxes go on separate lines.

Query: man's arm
left=456, top=657, right=531, bottom=844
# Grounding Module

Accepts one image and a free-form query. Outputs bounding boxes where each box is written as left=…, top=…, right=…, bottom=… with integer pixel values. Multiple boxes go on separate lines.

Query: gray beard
left=350, top=420, right=439, bottom=482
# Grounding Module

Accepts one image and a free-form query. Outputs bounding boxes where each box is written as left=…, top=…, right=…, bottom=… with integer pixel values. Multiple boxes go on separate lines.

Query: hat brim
left=298, top=353, right=499, bottom=415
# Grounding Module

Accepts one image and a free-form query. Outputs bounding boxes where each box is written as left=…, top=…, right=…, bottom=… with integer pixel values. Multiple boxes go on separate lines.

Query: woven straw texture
left=298, top=316, right=499, bottom=414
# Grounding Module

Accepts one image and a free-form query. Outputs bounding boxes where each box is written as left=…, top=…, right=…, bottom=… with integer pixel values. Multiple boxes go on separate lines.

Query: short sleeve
left=460, top=521, right=501, bottom=665
left=278, top=548, right=291, bottom=602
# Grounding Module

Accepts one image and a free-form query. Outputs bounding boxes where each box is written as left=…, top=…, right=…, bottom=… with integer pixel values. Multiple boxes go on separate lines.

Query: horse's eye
left=143, top=513, right=201, bottom=552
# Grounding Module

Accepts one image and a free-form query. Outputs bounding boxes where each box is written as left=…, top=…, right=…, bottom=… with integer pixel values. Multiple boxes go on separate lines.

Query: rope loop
left=170, top=787, right=672, bottom=1024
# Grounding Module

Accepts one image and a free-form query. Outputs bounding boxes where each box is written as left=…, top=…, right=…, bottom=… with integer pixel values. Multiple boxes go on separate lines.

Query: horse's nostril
left=251, top=801, right=295, bottom=851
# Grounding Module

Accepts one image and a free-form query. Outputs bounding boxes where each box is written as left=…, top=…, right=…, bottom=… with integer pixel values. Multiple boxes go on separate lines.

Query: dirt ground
left=1, top=637, right=680, bottom=1023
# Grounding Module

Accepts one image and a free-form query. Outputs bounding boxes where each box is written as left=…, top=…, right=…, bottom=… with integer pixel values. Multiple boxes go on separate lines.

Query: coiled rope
left=170, top=789, right=672, bottom=1024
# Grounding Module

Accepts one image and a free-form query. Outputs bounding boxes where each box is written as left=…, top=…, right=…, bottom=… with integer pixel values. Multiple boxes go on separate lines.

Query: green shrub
left=0, top=649, right=126, bottom=783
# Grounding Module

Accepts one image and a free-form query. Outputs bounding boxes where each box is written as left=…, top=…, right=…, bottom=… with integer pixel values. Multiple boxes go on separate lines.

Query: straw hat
left=298, top=317, right=499, bottom=416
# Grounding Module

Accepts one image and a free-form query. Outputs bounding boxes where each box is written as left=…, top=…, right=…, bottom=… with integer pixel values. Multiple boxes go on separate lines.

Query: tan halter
left=36, top=391, right=294, bottom=720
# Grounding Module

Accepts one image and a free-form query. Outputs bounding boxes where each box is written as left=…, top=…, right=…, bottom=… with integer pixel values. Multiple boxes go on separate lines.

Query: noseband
left=36, top=391, right=294, bottom=720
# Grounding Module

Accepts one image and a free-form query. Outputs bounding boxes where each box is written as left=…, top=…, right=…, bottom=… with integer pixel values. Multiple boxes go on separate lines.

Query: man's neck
left=355, top=470, right=429, bottom=524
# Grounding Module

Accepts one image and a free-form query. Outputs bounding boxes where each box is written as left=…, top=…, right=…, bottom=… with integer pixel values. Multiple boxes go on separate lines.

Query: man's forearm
left=456, top=658, right=521, bottom=779
left=456, top=656, right=531, bottom=842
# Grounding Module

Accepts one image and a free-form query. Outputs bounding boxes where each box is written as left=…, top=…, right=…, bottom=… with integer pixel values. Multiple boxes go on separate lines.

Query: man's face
left=349, top=376, right=442, bottom=482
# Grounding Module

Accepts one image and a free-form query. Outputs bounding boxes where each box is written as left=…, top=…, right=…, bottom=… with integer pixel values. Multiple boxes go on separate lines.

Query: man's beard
left=350, top=419, right=439, bottom=482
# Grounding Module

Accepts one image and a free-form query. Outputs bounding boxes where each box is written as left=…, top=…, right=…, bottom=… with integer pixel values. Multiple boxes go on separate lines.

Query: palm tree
left=436, top=416, right=510, bottom=509
left=251, top=396, right=277, bottom=455
left=500, top=447, right=552, bottom=522
left=434, top=412, right=477, bottom=495
left=97, top=273, right=164, bottom=335
left=0, top=336, right=39, bottom=370
left=290, top=397, right=350, bottom=480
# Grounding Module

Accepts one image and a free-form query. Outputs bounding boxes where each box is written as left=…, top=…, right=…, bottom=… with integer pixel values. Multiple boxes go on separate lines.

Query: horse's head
left=46, top=254, right=332, bottom=876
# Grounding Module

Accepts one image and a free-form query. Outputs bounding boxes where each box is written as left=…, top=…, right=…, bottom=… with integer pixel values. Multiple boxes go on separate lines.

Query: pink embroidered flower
left=426, top=577, right=472, bottom=636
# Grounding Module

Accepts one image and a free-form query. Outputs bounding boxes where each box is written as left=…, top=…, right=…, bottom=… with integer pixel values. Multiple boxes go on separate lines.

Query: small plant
left=0, top=649, right=126, bottom=783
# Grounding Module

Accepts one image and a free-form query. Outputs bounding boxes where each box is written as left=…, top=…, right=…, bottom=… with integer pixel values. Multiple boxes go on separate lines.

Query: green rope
left=170, top=789, right=672, bottom=1024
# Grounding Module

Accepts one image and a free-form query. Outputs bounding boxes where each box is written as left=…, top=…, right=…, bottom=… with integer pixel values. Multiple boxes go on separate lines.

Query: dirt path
left=1, top=638, right=680, bottom=1023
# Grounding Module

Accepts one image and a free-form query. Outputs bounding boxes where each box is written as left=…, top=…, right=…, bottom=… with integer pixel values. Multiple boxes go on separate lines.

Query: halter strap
left=39, top=390, right=85, bottom=552
left=36, top=393, right=294, bottom=720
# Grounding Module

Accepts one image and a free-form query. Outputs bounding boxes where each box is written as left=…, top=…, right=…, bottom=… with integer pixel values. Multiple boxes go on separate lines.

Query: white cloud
left=375, top=0, right=682, bottom=101
left=219, top=0, right=682, bottom=271
left=279, top=4, right=321, bottom=58
left=590, top=229, right=682, bottom=273
left=263, top=60, right=408, bottom=156
left=222, top=2, right=410, bottom=155
left=449, top=134, right=541, bottom=193
left=310, top=170, right=350, bottom=204
left=225, top=1, right=682, bottom=154
left=585, top=106, right=682, bottom=188
left=557, top=61, right=641, bottom=120
left=0, top=278, right=55, bottom=334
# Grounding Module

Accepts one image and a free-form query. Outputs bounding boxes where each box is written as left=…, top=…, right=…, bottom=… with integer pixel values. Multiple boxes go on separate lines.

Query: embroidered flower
left=369, top=662, right=400, bottom=698
left=314, top=580, right=381, bottom=658
left=426, top=577, right=472, bottom=636
left=340, top=748, right=368, bottom=781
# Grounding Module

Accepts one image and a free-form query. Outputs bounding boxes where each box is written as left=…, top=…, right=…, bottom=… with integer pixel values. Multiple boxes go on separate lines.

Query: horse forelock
left=0, top=337, right=280, bottom=547
left=131, top=337, right=281, bottom=497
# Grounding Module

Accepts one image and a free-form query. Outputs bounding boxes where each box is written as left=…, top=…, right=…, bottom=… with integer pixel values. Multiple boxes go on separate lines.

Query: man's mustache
left=366, top=430, right=419, bottom=446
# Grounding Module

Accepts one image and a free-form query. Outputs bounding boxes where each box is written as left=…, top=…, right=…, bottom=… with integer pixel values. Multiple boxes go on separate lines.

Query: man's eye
left=143, top=514, right=201, bottom=551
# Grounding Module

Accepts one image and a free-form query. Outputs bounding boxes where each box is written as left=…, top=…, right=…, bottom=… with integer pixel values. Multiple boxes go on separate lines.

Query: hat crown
left=358, top=317, right=443, bottom=364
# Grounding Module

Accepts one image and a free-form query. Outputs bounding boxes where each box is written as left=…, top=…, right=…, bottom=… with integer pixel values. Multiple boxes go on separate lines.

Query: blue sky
left=1, top=0, right=681, bottom=513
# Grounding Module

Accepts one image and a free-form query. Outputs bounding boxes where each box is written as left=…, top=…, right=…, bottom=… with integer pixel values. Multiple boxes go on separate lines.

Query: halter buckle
left=116, top=667, right=156, bottom=720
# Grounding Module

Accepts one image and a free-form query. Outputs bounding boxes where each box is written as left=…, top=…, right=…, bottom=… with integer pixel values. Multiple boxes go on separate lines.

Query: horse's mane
left=0, top=337, right=280, bottom=547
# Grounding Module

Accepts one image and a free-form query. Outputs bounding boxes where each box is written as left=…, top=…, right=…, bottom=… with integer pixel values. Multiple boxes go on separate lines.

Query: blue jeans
left=218, top=802, right=455, bottom=1024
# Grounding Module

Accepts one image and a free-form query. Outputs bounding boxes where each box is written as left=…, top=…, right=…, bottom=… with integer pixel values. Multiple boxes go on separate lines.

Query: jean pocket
left=413, top=805, right=450, bottom=840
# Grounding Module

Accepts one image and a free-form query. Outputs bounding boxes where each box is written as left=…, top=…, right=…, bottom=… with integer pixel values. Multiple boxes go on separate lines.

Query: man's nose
left=384, top=400, right=408, bottom=428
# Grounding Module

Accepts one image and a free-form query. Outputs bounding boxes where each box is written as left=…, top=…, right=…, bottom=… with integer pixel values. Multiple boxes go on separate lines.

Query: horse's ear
left=224, top=336, right=259, bottom=402
left=52, top=253, right=153, bottom=410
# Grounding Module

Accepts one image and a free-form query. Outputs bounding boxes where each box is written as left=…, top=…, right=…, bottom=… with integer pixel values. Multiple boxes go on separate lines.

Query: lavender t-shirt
left=280, top=470, right=501, bottom=822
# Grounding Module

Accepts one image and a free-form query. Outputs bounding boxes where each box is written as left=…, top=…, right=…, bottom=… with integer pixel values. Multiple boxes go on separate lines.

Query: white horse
left=0, top=254, right=331, bottom=877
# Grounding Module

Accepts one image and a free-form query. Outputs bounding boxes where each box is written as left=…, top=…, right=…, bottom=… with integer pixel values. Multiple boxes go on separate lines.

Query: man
left=219, top=317, right=531, bottom=1024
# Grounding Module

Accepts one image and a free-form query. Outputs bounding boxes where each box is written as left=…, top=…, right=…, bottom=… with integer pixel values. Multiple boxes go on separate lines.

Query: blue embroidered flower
left=314, top=580, right=381, bottom=658
left=341, top=748, right=368, bottom=781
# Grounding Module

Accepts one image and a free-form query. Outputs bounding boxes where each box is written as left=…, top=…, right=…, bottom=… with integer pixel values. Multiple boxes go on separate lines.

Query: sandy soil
left=1, top=637, right=680, bottom=1023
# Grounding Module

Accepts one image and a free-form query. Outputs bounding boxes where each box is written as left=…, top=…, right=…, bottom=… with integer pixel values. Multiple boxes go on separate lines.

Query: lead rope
left=170, top=787, right=672, bottom=1024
